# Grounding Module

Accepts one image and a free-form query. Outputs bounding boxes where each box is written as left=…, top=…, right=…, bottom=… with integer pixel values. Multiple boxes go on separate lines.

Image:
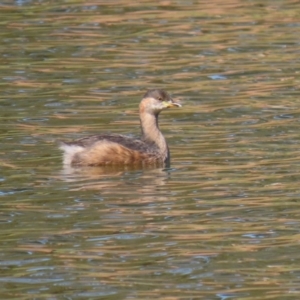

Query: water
left=1, top=0, right=300, bottom=299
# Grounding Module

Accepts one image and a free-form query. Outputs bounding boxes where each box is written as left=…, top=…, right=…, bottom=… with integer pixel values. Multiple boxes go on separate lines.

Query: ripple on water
left=2, top=0, right=300, bottom=299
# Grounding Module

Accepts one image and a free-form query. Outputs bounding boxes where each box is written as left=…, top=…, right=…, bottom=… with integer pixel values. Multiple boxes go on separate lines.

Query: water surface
left=1, top=0, right=300, bottom=299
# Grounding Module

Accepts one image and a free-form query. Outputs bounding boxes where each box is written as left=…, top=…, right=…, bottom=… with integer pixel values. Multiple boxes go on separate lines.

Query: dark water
left=1, top=0, right=300, bottom=299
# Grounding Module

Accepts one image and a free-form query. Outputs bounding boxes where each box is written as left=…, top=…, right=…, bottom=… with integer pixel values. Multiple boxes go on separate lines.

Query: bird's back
left=59, top=134, right=161, bottom=166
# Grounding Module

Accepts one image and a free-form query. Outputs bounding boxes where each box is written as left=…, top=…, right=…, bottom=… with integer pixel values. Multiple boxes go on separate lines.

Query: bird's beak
left=164, top=99, right=182, bottom=108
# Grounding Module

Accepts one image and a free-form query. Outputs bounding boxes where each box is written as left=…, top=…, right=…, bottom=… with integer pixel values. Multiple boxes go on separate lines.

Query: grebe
left=59, top=89, right=181, bottom=167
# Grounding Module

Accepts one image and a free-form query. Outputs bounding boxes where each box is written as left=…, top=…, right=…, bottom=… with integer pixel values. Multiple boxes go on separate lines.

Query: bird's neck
left=140, top=111, right=169, bottom=162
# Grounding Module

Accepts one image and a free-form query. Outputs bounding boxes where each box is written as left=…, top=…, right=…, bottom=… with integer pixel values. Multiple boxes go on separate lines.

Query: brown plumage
left=59, top=89, right=181, bottom=167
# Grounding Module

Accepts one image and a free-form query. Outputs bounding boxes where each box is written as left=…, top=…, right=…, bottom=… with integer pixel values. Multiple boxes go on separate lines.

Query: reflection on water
left=59, top=165, right=169, bottom=193
left=1, top=0, right=300, bottom=299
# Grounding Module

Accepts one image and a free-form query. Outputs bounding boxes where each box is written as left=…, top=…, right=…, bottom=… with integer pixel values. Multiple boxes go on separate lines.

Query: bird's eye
left=157, top=97, right=162, bottom=101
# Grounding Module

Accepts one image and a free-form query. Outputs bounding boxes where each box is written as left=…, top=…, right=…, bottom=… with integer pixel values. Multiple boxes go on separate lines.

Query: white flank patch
left=59, top=143, right=84, bottom=166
